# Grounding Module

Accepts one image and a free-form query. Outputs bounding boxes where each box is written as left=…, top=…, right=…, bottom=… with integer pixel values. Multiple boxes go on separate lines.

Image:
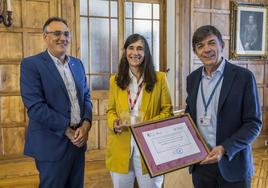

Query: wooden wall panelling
left=0, top=96, right=26, bottom=156
left=24, top=0, right=50, bottom=28
left=248, top=64, right=265, bottom=85
left=262, top=59, right=267, bottom=134
left=25, top=33, right=46, bottom=57
left=173, top=0, right=179, bottom=109
left=99, top=120, right=107, bottom=149
left=92, top=99, right=98, bottom=116
left=21, top=0, right=27, bottom=59
left=263, top=111, right=267, bottom=132
left=0, top=65, right=20, bottom=94
left=98, top=98, right=108, bottom=138
left=191, top=0, right=210, bottom=74
left=178, top=0, right=191, bottom=109
left=99, top=99, right=108, bottom=149
left=265, top=62, right=268, bottom=112
left=0, top=32, right=23, bottom=60
left=222, top=39, right=229, bottom=58
left=0, top=96, right=25, bottom=124
left=0, top=95, right=26, bottom=156
left=248, top=64, right=265, bottom=108
left=212, top=12, right=229, bottom=36
left=127, top=0, right=161, bottom=3
left=213, top=0, right=230, bottom=10
left=61, top=0, right=78, bottom=57
left=237, top=63, right=248, bottom=69
left=192, top=11, right=210, bottom=33
left=0, top=129, right=2, bottom=155
left=12, top=0, right=22, bottom=28
left=118, top=0, right=125, bottom=62
left=193, top=0, right=210, bottom=9
left=91, top=92, right=109, bottom=151
left=3, top=127, right=25, bottom=155
left=99, top=99, right=108, bottom=116
left=91, top=91, right=109, bottom=101
left=258, top=88, right=264, bottom=108
left=75, top=0, right=81, bottom=59
left=87, top=120, right=99, bottom=150
left=253, top=130, right=268, bottom=154
left=160, top=0, right=167, bottom=72
left=265, top=87, right=268, bottom=107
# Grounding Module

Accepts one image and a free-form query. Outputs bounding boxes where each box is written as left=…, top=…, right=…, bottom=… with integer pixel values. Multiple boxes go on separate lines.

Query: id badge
left=199, top=115, right=211, bottom=126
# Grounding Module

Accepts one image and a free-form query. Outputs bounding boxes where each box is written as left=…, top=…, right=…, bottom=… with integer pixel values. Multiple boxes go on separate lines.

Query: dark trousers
left=35, top=143, right=85, bottom=188
left=192, top=163, right=251, bottom=188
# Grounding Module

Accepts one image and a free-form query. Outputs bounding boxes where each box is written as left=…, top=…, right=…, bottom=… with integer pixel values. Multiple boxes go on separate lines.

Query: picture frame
left=130, top=113, right=210, bottom=177
left=230, top=1, right=267, bottom=60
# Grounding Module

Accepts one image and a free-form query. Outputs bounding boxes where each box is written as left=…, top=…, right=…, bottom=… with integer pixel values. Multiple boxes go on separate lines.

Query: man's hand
left=65, top=127, right=75, bottom=141
left=200, top=145, right=225, bottom=165
left=72, top=121, right=91, bottom=148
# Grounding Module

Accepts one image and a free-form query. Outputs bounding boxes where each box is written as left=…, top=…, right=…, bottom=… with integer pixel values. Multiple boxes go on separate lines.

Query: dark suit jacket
left=185, top=60, right=262, bottom=182
left=20, top=50, right=92, bottom=161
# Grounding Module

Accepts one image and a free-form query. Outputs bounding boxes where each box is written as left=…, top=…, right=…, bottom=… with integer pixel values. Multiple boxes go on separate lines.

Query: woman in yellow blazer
left=106, top=34, right=173, bottom=188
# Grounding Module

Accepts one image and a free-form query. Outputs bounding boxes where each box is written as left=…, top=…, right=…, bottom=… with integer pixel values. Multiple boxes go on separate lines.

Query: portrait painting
left=230, top=2, right=267, bottom=60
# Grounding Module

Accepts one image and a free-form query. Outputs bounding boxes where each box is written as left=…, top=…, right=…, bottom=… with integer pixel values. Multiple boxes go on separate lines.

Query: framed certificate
left=130, top=113, right=210, bottom=177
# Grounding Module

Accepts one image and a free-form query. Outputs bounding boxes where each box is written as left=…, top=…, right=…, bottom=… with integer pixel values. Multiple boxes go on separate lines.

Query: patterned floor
left=252, top=148, right=268, bottom=188
left=0, top=148, right=268, bottom=187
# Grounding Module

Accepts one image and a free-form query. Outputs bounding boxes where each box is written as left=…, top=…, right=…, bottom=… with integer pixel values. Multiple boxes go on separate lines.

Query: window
left=80, top=0, right=164, bottom=90
left=125, top=2, right=160, bottom=70
left=80, top=0, right=118, bottom=90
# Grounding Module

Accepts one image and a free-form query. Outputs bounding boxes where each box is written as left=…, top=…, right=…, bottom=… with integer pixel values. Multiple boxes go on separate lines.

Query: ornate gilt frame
left=230, top=1, right=267, bottom=60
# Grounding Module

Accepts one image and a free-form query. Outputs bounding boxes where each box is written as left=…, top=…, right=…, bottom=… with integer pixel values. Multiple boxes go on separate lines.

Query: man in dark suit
left=185, top=25, right=262, bottom=188
left=20, top=17, right=92, bottom=188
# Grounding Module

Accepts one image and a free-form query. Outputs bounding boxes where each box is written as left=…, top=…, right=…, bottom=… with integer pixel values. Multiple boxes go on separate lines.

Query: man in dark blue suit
left=185, top=25, right=262, bottom=188
left=20, top=17, right=92, bottom=188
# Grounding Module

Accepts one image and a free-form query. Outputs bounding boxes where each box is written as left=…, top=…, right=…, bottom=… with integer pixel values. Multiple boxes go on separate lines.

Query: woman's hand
left=113, top=118, right=129, bottom=134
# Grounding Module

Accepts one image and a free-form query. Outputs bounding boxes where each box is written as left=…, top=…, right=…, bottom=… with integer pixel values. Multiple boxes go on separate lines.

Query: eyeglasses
left=45, top=30, right=71, bottom=38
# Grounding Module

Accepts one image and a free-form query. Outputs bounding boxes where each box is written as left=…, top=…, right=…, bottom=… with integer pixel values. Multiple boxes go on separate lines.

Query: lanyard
left=128, top=81, right=144, bottom=111
left=201, top=74, right=223, bottom=116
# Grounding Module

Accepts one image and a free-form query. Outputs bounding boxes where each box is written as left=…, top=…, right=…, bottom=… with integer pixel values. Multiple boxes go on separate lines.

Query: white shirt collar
left=129, top=69, right=144, bottom=85
left=202, top=57, right=226, bottom=78
left=47, top=50, right=70, bottom=65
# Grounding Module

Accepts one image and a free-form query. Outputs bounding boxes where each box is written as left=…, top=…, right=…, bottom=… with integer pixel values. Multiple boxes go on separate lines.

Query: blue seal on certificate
left=175, top=148, right=183, bottom=154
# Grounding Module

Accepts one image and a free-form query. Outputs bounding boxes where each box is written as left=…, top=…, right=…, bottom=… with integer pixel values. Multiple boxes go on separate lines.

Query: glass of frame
left=130, top=113, right=209, bottom=177
left=230, top=2, right=267, bottom=60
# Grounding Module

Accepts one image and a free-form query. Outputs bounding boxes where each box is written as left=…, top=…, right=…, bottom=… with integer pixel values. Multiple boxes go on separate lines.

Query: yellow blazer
left=106, top=71, right=173, bottom=174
